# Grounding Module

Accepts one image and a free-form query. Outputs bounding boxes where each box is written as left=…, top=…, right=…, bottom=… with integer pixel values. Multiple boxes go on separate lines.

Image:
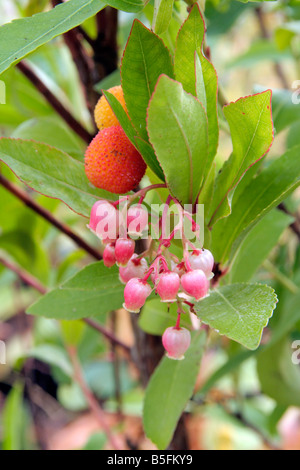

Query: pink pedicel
left=88, top=200, right=119, bottom=243
left=103, top=243, right=116, bottom=268
left=127, top=205, right=148, bottom=237
left=123, top=278, right=152, bottom=313
left=162, top=327, right=191, bottom=360
left=156, top=271, right=180, bottom=303
left=115, top=237, right=135, bottom=266
left=119, top=254, right=148, bottom=284
left=181, top=269, right=209, bottom=301
left=188, top=249, right=214, bottom=278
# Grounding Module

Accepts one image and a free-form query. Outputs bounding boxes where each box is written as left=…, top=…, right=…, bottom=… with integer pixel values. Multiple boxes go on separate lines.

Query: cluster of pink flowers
left=88, top=196, right=214, bottom=360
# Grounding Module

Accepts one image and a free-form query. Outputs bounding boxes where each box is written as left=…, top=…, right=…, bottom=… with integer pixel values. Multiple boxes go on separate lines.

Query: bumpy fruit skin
left=162, top=327, right=191, bottom=360
left=94, top=85, right=127, bottom=130
left=85, top=126, right=147, bottom=194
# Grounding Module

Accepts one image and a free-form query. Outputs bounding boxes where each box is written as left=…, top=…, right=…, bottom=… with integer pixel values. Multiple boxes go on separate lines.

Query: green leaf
left=257, top=338, right=300, bottom=407
left=103, top=90, right=165, bottom=181
left=139, top=299, right=191, bottom=335
left=211, top=146, right=300, bottom=263
left=208, top=90, right=274, bottom=226
left=107, top=0, right=145, bottom=12
left=121, top=19, right=174, bottom=141
left=174, top=4, right=205, bottom=96
left=2, top=383, right=26, bottom=450
left=27, top=262, right=124, bottom=320
left=82, top=432, right=106, bottom=450
left=174, top=4, right=219, bottom=164
left=11, top=117, right=85, bottom=161
left=94, top=70, right=121, bottom=93
left=147, top=74, right=208, bottom=205
left=193, top=284, right=277, bottom=350
left=134, top=137, right=165, bottom=182
left=143, top=330, right=206, bottom=449
left=195, top=53, right=219, bottom=169
left=152, top=0, right=174, bottom=35
left=229, top=209, right=293, bottom=283
left=0, top=0, right=107, bottom=76
left=0, top=138, right=114, bottom=218
left=254, top=86, right=300, bottom=134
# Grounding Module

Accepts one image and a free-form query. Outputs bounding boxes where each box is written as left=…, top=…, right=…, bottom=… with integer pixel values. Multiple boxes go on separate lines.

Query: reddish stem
left=175, top=312, right=181, bottom=330
left=0, top=174, right=102, bottom=261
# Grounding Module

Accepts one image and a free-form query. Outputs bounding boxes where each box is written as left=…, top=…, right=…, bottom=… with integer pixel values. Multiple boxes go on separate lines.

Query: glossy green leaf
left=103, top=90, right=165, bottom=181
left=139, top=299, right=191, bottom=335
left=147, top=74, right=208, bottom=205
left=195, top=53, right=219, bottom=170
left=121, top=19, right=174, bottom=141
left=229, top=209, right=293, bottom=283
left=174, top=4, right=205, bottom=96
left=0, top=0, right=106, bottom=75
left=194, top=283, right=277, bottom=350
left=152, top=0, right=174, bottom=35
left=208, top=90, right=274, bottom=226
left=143, top=331, right=206, bottom=449
left=107, top=0, right=145, bottom=12
left=254, top=87, right=300, bottom=134
left=134, top=137, right=165, bottom=182
left=211, top=146, right=300, bottom=263
left=27, top=262, right=124, bottom=320
left=0, top=138, right=114, bottom=218
left=174, top=4, right=219, bottom=162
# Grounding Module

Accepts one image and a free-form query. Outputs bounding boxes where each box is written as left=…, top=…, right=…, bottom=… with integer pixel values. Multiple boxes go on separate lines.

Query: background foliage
left=0, top=0, right=299, bottom=450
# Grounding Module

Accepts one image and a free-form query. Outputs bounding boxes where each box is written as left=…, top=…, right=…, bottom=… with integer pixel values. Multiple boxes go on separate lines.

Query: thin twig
left=110, top=310, right=123, bottom=415
left=278, top=203, right=300, bottom=241
left=52, top=0, right=99, bottom=116
left=68, top=345, right=122, bottom=450
left=0, top=174, right=102, bottom=260
left=0, top=256, right=131, bottom=353
left=0, top=256, right=47, bottom=295
left=17, top=61, right=93, bottom=143
left=77, top=25, right=96, bottom=49
left=84, top=318, right=131, bottom=353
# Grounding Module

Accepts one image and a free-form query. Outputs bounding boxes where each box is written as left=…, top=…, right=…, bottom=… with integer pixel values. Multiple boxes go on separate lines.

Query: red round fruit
left=85, top=126, right=146, bottom=194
